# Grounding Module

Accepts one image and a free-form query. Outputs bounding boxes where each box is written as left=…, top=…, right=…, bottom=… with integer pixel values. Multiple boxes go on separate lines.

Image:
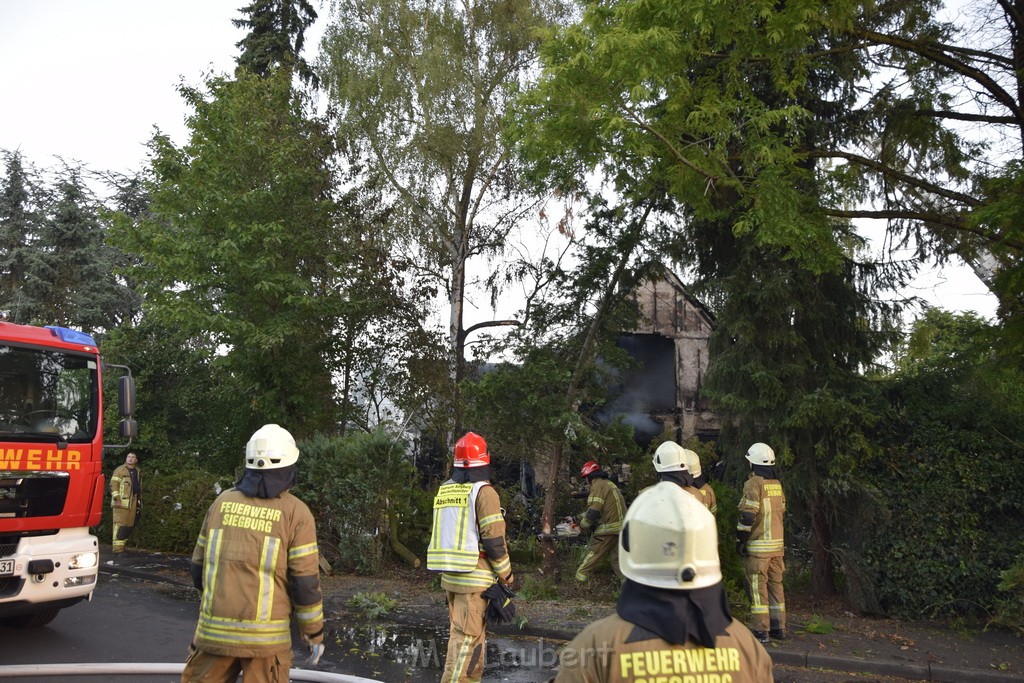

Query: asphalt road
left=0, top=575, right=195, bottom=682
left=0, top=573, right=560, bottom=682
left=0, top=571, right=931, bottom=683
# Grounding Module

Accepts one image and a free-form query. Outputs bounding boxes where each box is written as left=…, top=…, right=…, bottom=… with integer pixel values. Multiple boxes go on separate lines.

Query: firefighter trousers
left=442, top=590, right=487, bottom=683
left=575, top=533, right=623, bottom=582
left=181, top=645, right=292, bottom=683
left=744, top=554, right=785, bottom=632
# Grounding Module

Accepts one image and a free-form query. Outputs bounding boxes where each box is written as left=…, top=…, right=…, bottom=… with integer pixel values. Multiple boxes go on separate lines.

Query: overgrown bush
left=294, top=430, right=427, bottom=575
left=860, top=311, right=1024, bottom=620
left=98, top=466, right=230, bottom=554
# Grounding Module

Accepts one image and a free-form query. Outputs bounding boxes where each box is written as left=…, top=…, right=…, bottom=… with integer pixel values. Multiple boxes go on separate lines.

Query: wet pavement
left=100, top=546, right=561, bottom=681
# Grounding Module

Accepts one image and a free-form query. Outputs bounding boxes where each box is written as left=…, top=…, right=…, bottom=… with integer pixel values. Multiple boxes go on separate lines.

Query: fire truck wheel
left=2, top=607, right=60, bottom=628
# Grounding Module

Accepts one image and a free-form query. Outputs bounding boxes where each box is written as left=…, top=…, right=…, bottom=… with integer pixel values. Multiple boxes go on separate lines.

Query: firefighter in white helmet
left=735, top=441, right=787, bottom=644
left=427, top=432, right=513, bottom=683
left=650, top=440, right=713, bottom=512
left=182, top=424, right=324, bottom=683
left=682, top=447, right=718, bottom=514
left=553, top=482, right=773, bottom=682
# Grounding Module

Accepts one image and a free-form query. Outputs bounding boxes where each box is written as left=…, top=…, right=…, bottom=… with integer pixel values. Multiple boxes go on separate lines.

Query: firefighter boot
left=770, top=627, right=786, bottom=641
left=752, top=630, right=770, bottom=645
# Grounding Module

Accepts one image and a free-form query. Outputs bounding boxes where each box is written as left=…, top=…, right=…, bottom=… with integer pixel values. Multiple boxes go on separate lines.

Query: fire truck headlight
left=68, top=552, right=98, bottom=570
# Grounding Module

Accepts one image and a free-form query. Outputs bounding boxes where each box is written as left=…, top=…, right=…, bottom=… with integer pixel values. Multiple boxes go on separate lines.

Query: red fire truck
left=0, top=322, right=135, bottom=627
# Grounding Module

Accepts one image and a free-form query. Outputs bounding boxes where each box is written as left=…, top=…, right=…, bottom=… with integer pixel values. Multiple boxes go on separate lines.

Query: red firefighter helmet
left=580, top=460, right=601, bottom=478
left=454, top=432, right=490, bottom=468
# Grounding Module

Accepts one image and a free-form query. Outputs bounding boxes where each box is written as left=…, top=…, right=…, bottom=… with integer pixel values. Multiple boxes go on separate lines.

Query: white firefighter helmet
left=245, top=424, right=300, bottom=470
left=745, top=442, right=776, bottom=466
left=619, top=481, right=721, bottom=590
left=682, top=448, right=702, bottom=478
left=652, top=441, right=688, bottom=473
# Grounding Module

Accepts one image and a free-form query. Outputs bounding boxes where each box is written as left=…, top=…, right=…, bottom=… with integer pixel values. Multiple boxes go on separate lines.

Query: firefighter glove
left=735, top=540, right=749, bottom=557
left=482, top=582, right=517, bottom=626
left=500, top=572, right=514, bottom=586
left=303, top=629, right=325, bottom=667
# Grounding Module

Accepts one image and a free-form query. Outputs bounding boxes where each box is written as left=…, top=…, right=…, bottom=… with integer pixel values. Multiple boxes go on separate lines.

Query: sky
left=0, top=0, right=1000, bottom=323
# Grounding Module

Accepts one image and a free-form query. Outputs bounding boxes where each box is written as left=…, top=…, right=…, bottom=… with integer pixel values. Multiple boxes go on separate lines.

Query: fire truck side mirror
left=118, top=376, right=135, bottom=417
left=119, top=418, right=137, bottom=439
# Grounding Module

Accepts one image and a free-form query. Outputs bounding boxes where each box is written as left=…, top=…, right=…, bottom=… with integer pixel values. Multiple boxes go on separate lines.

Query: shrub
left=293, top=429, right=426, bottom=575
left=98, top=466, right=229, bottom=553
left=992, top=554, right=1024, bottom=633
left=347, top=591, right=398, bottom=619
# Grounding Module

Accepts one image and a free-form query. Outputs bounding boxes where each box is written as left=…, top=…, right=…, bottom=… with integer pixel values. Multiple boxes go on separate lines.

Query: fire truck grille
left=0, top=474, right=69, bottom=518
left=0, top=543, right=16, bottom=558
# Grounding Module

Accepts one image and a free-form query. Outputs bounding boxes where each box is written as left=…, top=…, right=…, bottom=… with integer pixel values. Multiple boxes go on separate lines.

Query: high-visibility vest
left=427, top=480, right=488, bottom=572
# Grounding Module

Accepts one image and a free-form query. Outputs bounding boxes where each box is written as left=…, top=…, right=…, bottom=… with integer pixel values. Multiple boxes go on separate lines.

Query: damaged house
left=595, top=271, right=721, bottom=449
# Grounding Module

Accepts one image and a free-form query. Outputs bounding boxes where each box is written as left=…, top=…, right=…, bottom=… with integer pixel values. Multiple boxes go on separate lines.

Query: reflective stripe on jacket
left=427, top=480, right=488, bottom=573
left=110, top=464, right=140, bottom=510
left=737, top=475, right=786, bottom=557
left=584, top=478, right=626, bottom=535
left=191, top=488, right=323, bottom=658
left=428, top=480, right=512, bottom=593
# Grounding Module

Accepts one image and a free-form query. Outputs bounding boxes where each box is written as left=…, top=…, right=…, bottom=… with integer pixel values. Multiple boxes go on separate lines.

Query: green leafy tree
left=234, top=0, right=320, bottom=88
left=319, top=0, right=565, bottom=430
left=99, top=319, right=253, bottom=474
left=696, top=221, right=897, bottom=596
left=0, top=151, right=40, bottom=323
left=514, top=0, right=920, bottom=595
left=515, top=0, right=1024, bottom=350
left=110, top=69, right=347, bottom=438
left=464, top=194, right=661, bottom=573
left=23, top=166, right=138, bottom=330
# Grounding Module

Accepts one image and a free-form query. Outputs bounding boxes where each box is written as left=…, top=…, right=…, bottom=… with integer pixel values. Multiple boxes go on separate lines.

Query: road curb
left=772, top=648, right=1023, bottom=682
left=99, top=563, right=189, bottom=587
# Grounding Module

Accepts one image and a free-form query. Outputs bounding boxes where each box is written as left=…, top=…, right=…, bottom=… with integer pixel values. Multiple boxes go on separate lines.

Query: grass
left=517, top=575, right=559, bottom=601
left=347, top=591, right=398, bottom=619
left=803, top=614, right=836, bottom=635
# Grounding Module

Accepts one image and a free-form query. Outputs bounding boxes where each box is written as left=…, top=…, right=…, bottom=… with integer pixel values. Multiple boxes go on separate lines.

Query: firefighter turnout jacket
left=737, top=474, right=785, bottom=557
left=110, top=464, right=141, bottom=518
left=581, top=477, right=626, bottom=536
left=698, top=483, right=718, bottom=515
left=190, top=488, right=324, bottom=658
left=553, top=613, right=774, bottom=682
left=428, top=480, right=512, bottom=592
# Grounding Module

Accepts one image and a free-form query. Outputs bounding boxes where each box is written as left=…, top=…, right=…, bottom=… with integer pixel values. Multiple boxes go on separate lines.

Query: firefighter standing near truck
left=574, top=460, right=626, bottom=583
left=181, top=424, right=324, bottom=683
left=552, top=482, right=773, bottom=682
left=427, top=431, right=514, bottom=683
left=735, top=441, right=787, bottom=644
left=110, top=451, right=142, bottom=553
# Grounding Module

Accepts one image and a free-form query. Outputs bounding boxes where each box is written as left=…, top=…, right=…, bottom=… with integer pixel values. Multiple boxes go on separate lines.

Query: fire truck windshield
left=0, top=344, right=98, bottom=442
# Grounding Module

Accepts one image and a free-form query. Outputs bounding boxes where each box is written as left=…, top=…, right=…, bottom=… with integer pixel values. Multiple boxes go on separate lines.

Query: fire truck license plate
left=0, top=559, right=13, bottom=576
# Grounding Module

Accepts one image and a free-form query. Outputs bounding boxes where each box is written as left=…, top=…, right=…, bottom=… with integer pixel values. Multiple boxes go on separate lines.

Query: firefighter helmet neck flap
left=652, top=441, right=688, bottom=473
left=744, top=442, right=775, bottom=466
left=619, top=481, right=722, bottom=590
left=245, top=424, right=300, bottom=470
left=454, top=432, right=490, bottom=468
